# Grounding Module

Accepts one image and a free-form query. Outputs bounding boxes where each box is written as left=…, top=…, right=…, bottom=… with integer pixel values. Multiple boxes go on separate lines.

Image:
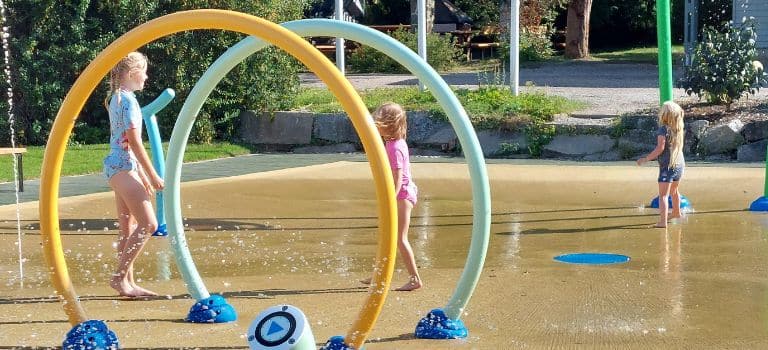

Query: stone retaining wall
left=237, top=110, right=768, bottom=162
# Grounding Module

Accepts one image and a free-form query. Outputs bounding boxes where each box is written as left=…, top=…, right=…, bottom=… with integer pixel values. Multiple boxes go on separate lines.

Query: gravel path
left=300, top=61, right=768, bottom=118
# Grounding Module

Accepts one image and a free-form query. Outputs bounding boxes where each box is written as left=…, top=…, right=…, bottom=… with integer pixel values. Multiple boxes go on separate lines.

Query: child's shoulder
left=386, top=138, right=408, bottom=148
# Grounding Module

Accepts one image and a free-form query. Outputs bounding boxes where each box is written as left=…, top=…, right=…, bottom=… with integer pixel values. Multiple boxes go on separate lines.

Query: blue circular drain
left=554, top=253, right=630, bottom=265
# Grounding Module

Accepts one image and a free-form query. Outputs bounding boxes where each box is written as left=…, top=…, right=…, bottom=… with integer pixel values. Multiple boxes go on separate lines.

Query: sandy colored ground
left=1, top=161, right=768, bottom=349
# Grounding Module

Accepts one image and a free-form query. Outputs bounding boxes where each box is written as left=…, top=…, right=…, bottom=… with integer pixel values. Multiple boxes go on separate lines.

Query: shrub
left=679, top=18, right=768, bottom=108
left=348, top=28, right=462, bottom=73
left=499, top=29, right=554, bottom=62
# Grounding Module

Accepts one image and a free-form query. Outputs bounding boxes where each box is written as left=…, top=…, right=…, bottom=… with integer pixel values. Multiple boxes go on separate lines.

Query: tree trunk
left=565, top=0, right=592, bottom=59
left=410, top=0, right=435, bottom=32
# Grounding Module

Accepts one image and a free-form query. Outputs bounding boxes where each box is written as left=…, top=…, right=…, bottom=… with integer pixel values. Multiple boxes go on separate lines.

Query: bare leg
left=394, top=200, right=422, bottom=291
left=656, top=182, right=671, bottom=228
left=112, top=192, right=137, bottom=297
left=669, top=180, right=682, bottom=219
left=115, top=214, right=142, bottom=291
left=109, top=171, right=158, bottom=297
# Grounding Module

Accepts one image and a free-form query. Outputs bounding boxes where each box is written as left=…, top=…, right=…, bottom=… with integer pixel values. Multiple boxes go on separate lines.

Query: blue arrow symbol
left=267, top=321, right=284, bottom=336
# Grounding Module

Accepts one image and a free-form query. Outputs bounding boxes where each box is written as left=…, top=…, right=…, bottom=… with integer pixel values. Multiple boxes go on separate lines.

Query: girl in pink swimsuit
left=372, top=102, right=422, bottom=291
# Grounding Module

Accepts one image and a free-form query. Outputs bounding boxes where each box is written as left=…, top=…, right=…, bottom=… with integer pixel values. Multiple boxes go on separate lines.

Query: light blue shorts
left=103, top=152, right=137, bottom=180
left=658, top=166, right=683, bottom=183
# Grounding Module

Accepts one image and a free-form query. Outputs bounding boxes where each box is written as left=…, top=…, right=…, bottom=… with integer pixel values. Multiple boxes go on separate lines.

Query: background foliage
left=679, top=18, right=768, bottom=107
left=1, top=0, right=308, bottom=146
left=347, top=28, right=462, bottom=73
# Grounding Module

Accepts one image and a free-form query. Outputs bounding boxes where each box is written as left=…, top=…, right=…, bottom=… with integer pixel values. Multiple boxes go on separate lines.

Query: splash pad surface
left=1, top=161, right=767, bottom=349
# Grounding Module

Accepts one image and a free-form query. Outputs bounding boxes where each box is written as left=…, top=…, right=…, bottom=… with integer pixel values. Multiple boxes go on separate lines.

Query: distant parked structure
left=733, top=0, right=768, bottom=58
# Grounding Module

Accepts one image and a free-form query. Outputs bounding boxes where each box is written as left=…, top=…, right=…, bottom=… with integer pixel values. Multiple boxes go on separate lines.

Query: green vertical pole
left=657, top=0, right=673, bottom=104
left=764, top=144, right=768, bottom=197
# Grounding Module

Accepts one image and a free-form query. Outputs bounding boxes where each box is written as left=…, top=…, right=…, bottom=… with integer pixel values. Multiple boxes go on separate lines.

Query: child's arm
left=125, top=127, right=164, bottom=191
left=392, top=168, right=404, bottom=194
left=637, top=135, right=666, bottom=165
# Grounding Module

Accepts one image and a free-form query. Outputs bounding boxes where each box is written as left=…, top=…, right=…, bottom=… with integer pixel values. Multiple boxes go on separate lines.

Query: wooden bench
left=464, top=26, right=501, bottom=61
left=0, top=147, right=27, bottom=192
left=308, top=38, right=359, bottom=57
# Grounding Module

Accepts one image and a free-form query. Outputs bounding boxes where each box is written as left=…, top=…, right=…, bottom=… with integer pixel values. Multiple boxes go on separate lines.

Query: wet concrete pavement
left=1, top=160, right=767, bottom=349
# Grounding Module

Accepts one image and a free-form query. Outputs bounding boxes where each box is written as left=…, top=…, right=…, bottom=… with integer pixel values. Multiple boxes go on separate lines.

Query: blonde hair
left=658, top=101, right=685, bottom=168
left=104, top=51, right=147, bottom=108
left=373, top=102, right=407, bottom=140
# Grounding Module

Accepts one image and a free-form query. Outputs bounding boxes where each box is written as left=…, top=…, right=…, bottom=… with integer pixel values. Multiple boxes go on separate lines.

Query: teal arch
left=164, top=19, right=491, bottom=321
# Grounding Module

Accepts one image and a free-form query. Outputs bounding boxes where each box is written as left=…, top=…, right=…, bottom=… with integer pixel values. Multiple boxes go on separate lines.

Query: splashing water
left=1, top=0, right=24, bottom=288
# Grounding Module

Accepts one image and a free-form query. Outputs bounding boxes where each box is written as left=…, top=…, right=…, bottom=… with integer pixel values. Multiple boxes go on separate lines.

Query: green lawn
left=591, top=45, right=685, bottom=64
left=0, top=142, right=253, bottom=182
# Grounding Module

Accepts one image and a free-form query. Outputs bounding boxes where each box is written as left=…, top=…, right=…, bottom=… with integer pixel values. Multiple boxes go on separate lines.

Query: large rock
left=687, top=120, right=709, bottom=140
left=475, top=130, right=528, bottom=156
left=238, top=111, right=313, bottom=145
left=617, top=129, right=656, bottom=158
left=542, top=135, right=614, bottom=158
left=737, top=140, right=768, bottom=162
left=742, top=120, right=768, bottom=142
left=313, top=113, right=359, bottom=143
left=406, top=112, right=445, bottom=143
left=419, top=125, right=458, bottom=150
left=697, top=119, right=745, bottom=155
left=621, top=115, right=657, bottom=130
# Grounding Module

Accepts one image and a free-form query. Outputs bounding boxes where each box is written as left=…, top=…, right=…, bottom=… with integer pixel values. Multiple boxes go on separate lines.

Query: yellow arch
left=39, top=10, right=397, bottom=349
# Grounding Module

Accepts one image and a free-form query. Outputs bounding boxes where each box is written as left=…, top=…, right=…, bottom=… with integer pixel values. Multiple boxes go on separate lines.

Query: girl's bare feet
left=395, top=277, right=422, bottom=291
left=654, top=223, right=667, bottom=228
left=131, top=284, right=158, bottom=297
left=110, top=274, right=141, bottom=297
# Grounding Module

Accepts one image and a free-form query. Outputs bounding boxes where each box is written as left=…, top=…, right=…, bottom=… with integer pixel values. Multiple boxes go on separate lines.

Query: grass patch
left=293, top=86, right=585, bottom=128
left=0, top=142, right=252, bottom=182
left=591, top=45, right=685, bottom=64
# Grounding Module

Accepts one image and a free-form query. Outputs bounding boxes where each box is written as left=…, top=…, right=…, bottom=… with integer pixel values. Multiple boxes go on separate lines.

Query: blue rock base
left=320, top=335, right=355, bottom=350
left=750, top=196, right=768, bottom=211
left=63, top=320, right=119, bottom=349
left=153, top=223, right=168, bottom=237
left=186, top=294, right=237, bottom=323
left=650, top=194, right=691, bottom=209
left=415, top=308, right=468, bottom=339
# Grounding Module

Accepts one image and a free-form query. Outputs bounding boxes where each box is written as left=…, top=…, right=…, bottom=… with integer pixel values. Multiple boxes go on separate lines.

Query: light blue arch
left=164, top=19, right=491, bottom=322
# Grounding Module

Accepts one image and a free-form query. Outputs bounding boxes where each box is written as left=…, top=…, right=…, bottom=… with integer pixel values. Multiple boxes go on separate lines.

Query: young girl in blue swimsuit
left=103, top=52, right=164, bottom=297
left=637, top=101, right=685, bottom=228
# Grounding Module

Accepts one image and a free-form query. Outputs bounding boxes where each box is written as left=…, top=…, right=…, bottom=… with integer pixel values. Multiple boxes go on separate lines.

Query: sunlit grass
left=0, top=142, right=253, bottom=182
left=293, top=86, right=585, bottom=124
left=591, top=45, right=685, bottom=64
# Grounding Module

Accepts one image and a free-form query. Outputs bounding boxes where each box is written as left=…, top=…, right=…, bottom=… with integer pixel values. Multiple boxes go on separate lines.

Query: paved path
left=300, top=61, right=768, bottom=117
left=0, top=154, right=365, bottom=206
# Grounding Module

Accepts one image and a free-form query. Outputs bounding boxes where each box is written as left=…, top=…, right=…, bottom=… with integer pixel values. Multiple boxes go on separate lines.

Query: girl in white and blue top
left=102, top=52, right=164, bottom=298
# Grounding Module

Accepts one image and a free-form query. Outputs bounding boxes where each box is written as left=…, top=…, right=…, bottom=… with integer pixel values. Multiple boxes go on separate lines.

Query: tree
left=565, top=0, right=592, bottom=59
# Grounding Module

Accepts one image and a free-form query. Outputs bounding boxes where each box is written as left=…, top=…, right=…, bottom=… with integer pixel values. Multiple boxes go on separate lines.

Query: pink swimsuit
left=385, top=139, right=417, bottom=205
